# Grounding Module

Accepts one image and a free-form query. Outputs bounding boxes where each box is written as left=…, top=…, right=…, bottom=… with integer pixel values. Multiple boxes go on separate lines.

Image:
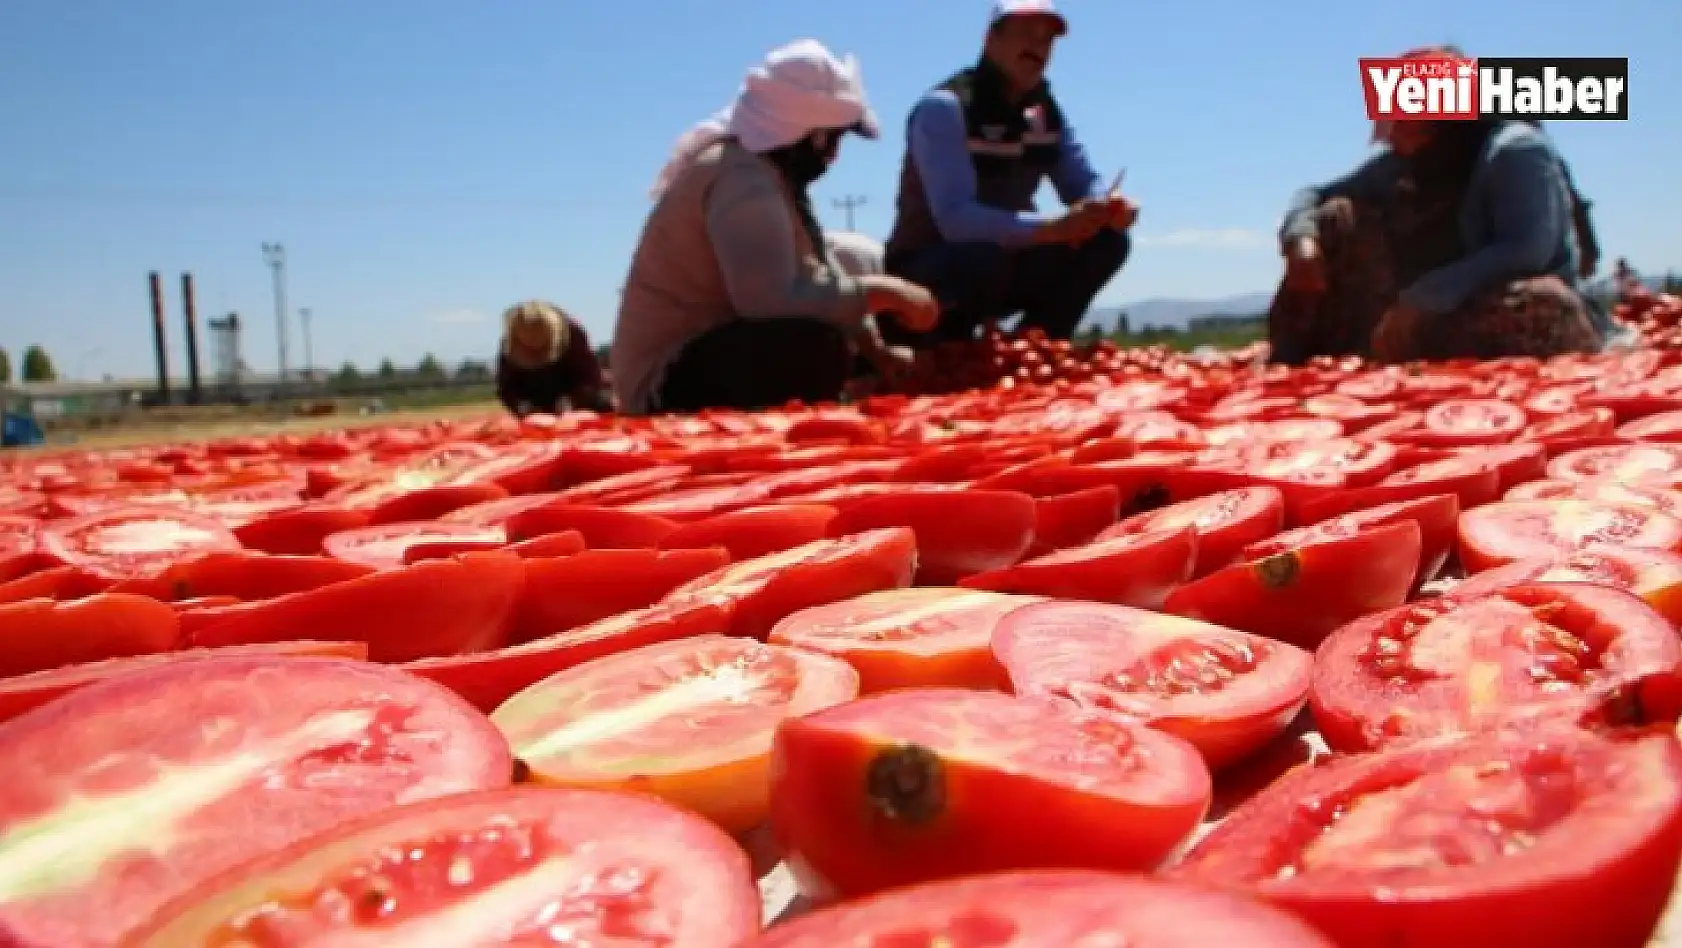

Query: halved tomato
left=1164, top=520, right=1421, bottom=649
left=959, top=526, right=1197, bottom=609
left=0, top=656, right=510, bottom=946
left=40, top=506, right=242, bottom=579
left=994, top=601, right=1311, bottom=770
left=113, top=550, right=374, bottom=601
left=768, top=587, right=1039, bottom=693
left=1311, top=583, right=1682, bottom=752
left=1168, top=727, right=1682, bottom=948
left=231, top=503, right=370, bottom=556
left=1252, top=493, right=1460, bottom=591
left=748, top=871, right=1335, bottom=947
left=505, top=503, right=680, bottom=549
left=322, top=521, right=506, bottom=570
left=1505, top=477, right=1682, bottom=516
left=1026, top=484, right=1120, bottom=554
left=1456, top=499, right=1682, bottom=573
left=1414, top=398, right=1528, bottom=446
left=825, top=489, right=1037, bottom=584
left=1449, top=546, right=1682, bottom=626
left=492, top=634, right=858, bottom=833
left=1100, top=486, right=1285, bottom=577
left=1548, top=443, right=1682, bottom=483
left=129, top=788, right=760, bottom=948
left=770, top=688, right=1210, bottom=899
left=0, top=593, right=180, bottom=678
left=658, top=504, right=838, bottom=561
left=0, top=641, right=368, bottom=724
left=512, top=547, right=730, bottom=643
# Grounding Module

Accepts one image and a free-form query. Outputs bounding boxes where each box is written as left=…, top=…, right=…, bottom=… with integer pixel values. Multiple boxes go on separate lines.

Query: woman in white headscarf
left=611, top=39, right=940, bottom=415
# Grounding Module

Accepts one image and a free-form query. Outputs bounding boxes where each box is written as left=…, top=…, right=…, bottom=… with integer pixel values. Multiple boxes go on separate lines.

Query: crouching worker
left=611, top=39, right=940, bottom=415
left=495, top=300, right=613, bottom=416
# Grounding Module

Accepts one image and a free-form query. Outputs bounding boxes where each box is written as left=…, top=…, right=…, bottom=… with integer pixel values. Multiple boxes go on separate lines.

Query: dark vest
left=885, top=63, right=1068, bottom=261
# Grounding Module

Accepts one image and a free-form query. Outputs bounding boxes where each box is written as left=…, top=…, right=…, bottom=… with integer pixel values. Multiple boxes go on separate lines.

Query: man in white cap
left=882, top=0, right=1137, bottom=347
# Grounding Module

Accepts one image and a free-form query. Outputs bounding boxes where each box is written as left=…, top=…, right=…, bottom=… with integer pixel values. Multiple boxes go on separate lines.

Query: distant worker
left=1267, top=47, right=1602, bottom=365
left=612, top=39, right=938, bottom=415
left=495, top=300, right=613, bottom=417
left=881, top=0, right=1138, bottom=347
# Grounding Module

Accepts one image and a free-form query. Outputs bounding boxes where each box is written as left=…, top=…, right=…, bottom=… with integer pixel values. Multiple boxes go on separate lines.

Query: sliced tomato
left=1505, top=477, right=1682, bottom=516
left=40, top=506, right=242, bottom=579
left=492, top=634, right=858, bottom=833
left=0, top=563, right=111, bottom=605
left=994, top=600, right=1311, bottom=770
left=1312, top=583, right=1682, bottom=751
left=0, top=655, right=510, bottom=945
left=435, top=491, right=566, bottom=528
left=505, top=503, right=680, bottom=549
left=231, top=503, right=370, bottom=556
left=188, top=552, right=525, bottom=662
left=1456, top=499, right=1682, bottom=573
left=826, top=489, right=1036, bottom=584
left=129, top=787, right=758, bottom=947
left=0, top=593, right=179, bottom=678
left=1447, top=546, right=1682, bottom=625
left=1168, top=727, right=1682, bottom=948
left=1413, top=398, right=1528, bottom=446
left=1101, top=486, right=1285, bottom=577
left=658, top=503, right=838, bottom=561
left=1026, top=484, right=1120, bottom=554
left=0, top=640, right=369, bottom=724
left=1164, top=520, right=1421, bottom=650
left=113, top=550, right=374, bottom=601
left=748, top=871, right=1335, bottom=947
left=768, top=587, right=1039, bottom=693
left=321, top=521, right=505, bottom=570
left=667, top=528, right=917, bottom=640
left=960, top=526, right=1197, bottom=609
left=1253, top=493, right=1460, bottom=590
left=1548, top=443, right=1682, bottom=483
left=513, top=547, right=730, bottom=643
left=770, top=688, right=1210, bottom=899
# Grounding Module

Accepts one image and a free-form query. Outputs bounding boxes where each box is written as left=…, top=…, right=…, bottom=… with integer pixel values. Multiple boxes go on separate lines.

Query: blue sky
left=2, top=0, right=1675, bottom=380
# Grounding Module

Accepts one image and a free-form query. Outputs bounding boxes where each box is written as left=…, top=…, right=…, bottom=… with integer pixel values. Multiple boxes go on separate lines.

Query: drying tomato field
left=2, top=293, right=1682, bottom=947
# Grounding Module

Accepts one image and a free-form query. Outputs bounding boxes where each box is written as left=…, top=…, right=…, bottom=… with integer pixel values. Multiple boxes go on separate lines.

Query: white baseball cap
left=989, top=0, right=1068, bottom=35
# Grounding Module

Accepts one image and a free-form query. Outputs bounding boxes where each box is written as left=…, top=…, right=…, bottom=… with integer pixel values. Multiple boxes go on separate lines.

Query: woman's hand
left=1283, top=237, right=1328, bottom=294
left=863, top=275, right=940, bottom=332
left=1371, top=302, right=1424, bottom=363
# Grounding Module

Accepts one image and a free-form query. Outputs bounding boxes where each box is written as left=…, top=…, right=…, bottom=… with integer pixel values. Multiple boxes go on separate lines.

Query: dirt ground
left=32, top=401, right=505, bottom=451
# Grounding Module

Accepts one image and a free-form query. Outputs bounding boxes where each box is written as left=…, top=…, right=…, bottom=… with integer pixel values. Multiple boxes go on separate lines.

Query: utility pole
left=299, top=307, right=314, bottom=382
left=261, top=242, right=290, bottom=384
left=833, top=194, right=866, bottom=231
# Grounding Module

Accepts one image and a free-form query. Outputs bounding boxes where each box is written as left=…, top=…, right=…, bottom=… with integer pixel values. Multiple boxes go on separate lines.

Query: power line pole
left=261, top=243, right=290, bottom=384
left=833, top=194, right=866, bottom=231
left=299, top=307, right=313, bottom=382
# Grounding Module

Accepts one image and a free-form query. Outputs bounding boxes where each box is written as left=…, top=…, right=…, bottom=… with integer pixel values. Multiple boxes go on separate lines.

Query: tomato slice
left=1168, top=727, right=1682, bottom=948
left=512, top=547, right=730, bottom=643
left=1414, top=398, right=1528, bottom=446
left=1251, top=493, right=1460, bottom=591
left=960, top=526, right=1197, bottom=609
left=771, top=688, right=1210, bottom=899
left=505, top=503, right=680, bottom=549
left=1456, top=499, right=1682, bottom=573
left=130, top=787, right=758, bottom=947
left=492, top=634, right=858, bottom=833
left=658, top=503, right=838, bottom=561
left=1449, top=545, right=1682, bottom=626
left=0, top=655, right=510, bottom=945
left=826, top=489, right=1036, bottom=584
left=40, top=506, right=243, bottom=579
left=994, top=600, right=1310, bottom=770
left=1101, top=486, right=1285, bottom=577
left=768, top=587, right=1039, bottom=693
left=750, top=870, right=1335, bottom=947
left=1312, top=583, right=1682, bottom=751
left=322, top=521, right=506, bottom=570
left=0, top=593, right=179, bottom=678
left=1025, top=484, right=1120, bottom=554
left=1165, top=520, right=1421, bottom=649
left=1505, top=477, right=1682, bottom=516
left=0, top=641, right=368, bottom=724
left=1548, top=443, right=1682, bottom=483
left=113, top=550, right=375, bottom=601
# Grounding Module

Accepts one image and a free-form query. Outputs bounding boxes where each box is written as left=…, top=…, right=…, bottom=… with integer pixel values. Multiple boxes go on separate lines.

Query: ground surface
left=31, top=401, right=503, bottom=451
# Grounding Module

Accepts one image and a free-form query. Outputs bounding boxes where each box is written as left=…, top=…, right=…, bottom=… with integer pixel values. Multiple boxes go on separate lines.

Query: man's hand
left=1100, top=194, right=1139, bottom=231
left=1283, top=236, right=1328, bottom=294
left=1371, top=302, right=1424, bottom=363
left=862, top=275, right=940, bottom=332
left=866, top=343, right=917, bottom=386
left=1036, top=200, right=1110, bottom=245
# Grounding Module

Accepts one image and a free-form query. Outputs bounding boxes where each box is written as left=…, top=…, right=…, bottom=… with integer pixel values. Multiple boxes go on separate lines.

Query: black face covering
left=762, top=129, right=846, bottom=250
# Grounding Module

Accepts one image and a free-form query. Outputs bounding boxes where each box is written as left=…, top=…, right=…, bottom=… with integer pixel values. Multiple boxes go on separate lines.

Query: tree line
left=0, top=347, right=59, bottom=384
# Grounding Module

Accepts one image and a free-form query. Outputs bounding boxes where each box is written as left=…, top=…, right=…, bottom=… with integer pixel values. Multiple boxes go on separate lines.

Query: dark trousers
left=883, top=227, right=1130, bottom=348
left=657, top=318, right=851, bottom=413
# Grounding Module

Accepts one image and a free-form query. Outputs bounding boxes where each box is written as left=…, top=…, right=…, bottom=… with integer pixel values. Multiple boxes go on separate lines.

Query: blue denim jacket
left=1280, top=122, right=1581, bottom=317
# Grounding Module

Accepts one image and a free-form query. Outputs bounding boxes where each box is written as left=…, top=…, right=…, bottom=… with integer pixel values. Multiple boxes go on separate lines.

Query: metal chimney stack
left=181, top=273, right=203, bottom=404
left=147, top=271, right=171, bottom=403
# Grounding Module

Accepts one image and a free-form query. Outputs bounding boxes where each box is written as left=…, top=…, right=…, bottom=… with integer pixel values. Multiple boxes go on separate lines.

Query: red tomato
left=189, top=552, right=525, bottom=662
left=0, top=656, right=510, bottom=946
left=0, top=593, right=180, bottom=677
left=771, top=688, right=1210, bottom=898
left=1548, top=443, right=1682, bottom=483
left=1456, top=499, right=1682, bottom=573
left=1505, top=477, right=1682, bottom=515
left=1449, top=545, right=1682, bottom=626
left=0, top=564, right=111, bottom=605
left=231, top=503, right=370, bottom=556
left=667, top=528, right=917, bottom=640
left=322, top=521, right=505, bottom=570
left=768, top=587, right=1038, bottom=692
left=1026, top=484, right=1120, bottom=554
left=115, top=550, right=374, bottom=601
left=1166, top=520, right=1421, bottom=649
left=658, top=503, right=838, bottom=561
left=492, top=634, right=858, bottom=833
left=1415, top=398, right=1528, bottom=446
left=505, top=503, right=680, bottom=549
left=40, top=506, right=242, bottom=579
left=826, top=488, right=1036, bottom=584
left=513, top=547, right=730, bottom=643
left=0, top=641, right=368, bottom=724
left=960, top=526, right=1197, bottom=609
left=1311, top=583, right=1682, bottom=751
left=994, top=600, right=1311, bottom=770
left=1169, top=727, right=1682, bottom=948
left=748, top=871, right=1335, bottom=947
left=130, top=787, right=759, bottom=948
left=1101, top=486, right=1285, bottom=577
left=1252, top=493, right=1460, bottom=591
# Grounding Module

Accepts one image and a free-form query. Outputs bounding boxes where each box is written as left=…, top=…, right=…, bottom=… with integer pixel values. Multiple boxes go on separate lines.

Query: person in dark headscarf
left=1267, top=47, right=1602, bottom=364
left=610, top=39, right=939, bottom=415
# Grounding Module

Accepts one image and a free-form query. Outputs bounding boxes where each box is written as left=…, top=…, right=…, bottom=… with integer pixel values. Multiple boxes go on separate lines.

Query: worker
left=881, top=0, right=1138, bottom=348
left=495, top=300, right=613, bottom=416
left=1268, top=47, right=1602, bottom=364
left=611, top=39, right=939, bottom=415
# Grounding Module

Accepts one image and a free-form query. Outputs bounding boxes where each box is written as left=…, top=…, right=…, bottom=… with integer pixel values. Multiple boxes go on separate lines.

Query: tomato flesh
left=1456, top=499, right=1682, bottom=573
